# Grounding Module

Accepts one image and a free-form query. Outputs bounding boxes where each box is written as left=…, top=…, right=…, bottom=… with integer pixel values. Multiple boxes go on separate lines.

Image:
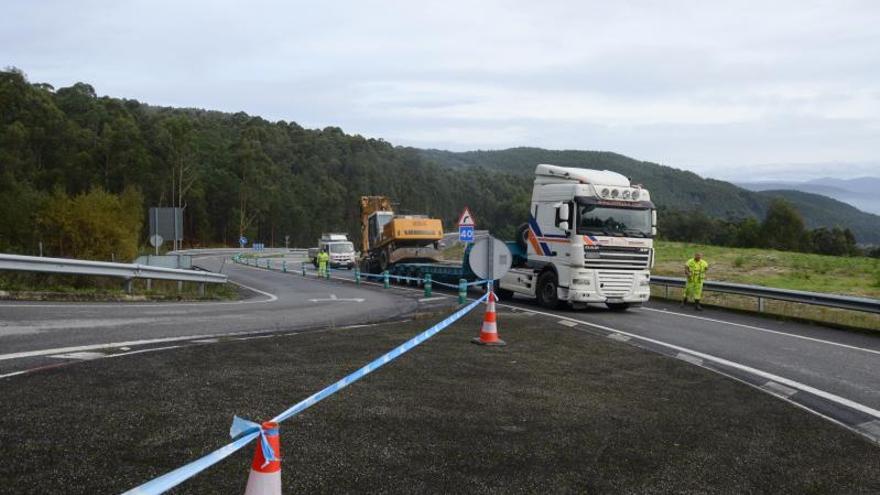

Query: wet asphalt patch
left=1, top=309, right=879, bottom=494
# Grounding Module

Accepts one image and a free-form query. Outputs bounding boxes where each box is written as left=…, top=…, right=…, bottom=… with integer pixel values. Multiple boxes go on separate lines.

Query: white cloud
left=1, top=0, right=879, bottom=179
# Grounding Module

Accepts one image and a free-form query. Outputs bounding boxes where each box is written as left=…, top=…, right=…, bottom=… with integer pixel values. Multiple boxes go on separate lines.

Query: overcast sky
left=3, top=0, right=879, bottom=180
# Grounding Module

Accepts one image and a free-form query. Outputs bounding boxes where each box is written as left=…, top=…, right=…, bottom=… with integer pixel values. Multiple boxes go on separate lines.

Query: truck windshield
left=577, top=205, right=652, bottom=237
left=330, top=243, right=354, bottom=253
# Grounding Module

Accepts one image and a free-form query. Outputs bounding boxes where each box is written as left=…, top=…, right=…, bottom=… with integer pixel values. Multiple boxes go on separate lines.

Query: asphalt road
left=3, top=312, right=879, bottom=494
left=0, top=254, right=450, bottom=377
left=1, top=252, right=879, bottom=442
left=321, top=268, right=880, bottom=441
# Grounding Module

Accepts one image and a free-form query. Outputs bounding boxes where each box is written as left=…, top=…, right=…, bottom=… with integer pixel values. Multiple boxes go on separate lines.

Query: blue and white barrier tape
left=121, top=293, right=489, bottom=495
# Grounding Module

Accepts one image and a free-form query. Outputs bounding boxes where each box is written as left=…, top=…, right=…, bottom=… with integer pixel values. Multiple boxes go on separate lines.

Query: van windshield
left=577, top=204, right=652, bottom=237
left=329, top=242, right=354, bottom=253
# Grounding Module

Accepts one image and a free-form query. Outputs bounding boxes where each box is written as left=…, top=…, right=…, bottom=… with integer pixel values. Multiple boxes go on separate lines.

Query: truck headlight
left=572, top=278, right=591, bottom=286
left=639, top=279, right=649, bottom=287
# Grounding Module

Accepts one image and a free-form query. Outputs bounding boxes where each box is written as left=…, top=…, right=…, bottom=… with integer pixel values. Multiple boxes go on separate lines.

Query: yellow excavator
left=359, top=195, right=444, bottom=273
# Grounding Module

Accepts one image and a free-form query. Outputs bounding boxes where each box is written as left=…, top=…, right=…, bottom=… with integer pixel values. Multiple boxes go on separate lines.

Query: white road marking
left=676, top=352, right=703, bottom=366
left=0, top=330, right=264, bottom=362
left=191, top=338, right=219, bottom=344
left=857, top=420, right=880, bottom=439
left=494, top=302, right=880, bottom=421
left=761, top=381, right=798, bottom=398
left=419, top=296, right=447, bottom=302
left=308, top=293, right=365, bottom=303
left=50, top=351, right=106, bottom=360
left=642, top=306, right=880, bottom=357
left=557, top=320, right=578, bottom=327
left=108, top=346, right=182, bottom=358
left=0, top=370, right=28, bottom=379
left=607, top=333, right=631, bottom=342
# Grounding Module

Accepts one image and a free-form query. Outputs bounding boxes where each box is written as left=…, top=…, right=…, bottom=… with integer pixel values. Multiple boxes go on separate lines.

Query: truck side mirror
left=559, top=221, right=569, bottom=232
left=651, top=209, right=657, bottom=237
left=559, top=203, right=570, bottom=222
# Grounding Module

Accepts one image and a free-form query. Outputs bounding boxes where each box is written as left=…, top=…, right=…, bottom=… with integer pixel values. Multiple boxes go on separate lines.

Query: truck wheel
left=495, top=287, right=514, bottom=301
left=536, top=271, right=564, bottom=309
left=606, top=302, right=630, bottom=311
left=379, top=250, right=389, bottom=272
left=515, top=223, right=530, bottom=251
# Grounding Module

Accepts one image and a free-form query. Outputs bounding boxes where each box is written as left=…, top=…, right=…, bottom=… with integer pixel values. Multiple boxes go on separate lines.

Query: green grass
left=654, top=241, right=880, bottom=298
left=440, top=243, right=466, bottom=261
left=0, top=273, right=239, bottom=301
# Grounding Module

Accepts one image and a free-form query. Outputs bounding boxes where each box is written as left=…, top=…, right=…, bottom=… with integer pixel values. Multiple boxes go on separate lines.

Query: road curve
left=0, top=255, right=427, bottom=376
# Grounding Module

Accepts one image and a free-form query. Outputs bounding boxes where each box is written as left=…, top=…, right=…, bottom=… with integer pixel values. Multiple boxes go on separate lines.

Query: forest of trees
left=1, top=68, right=876, bottom=261
left=0, top=68, right=530, bottom=260
left=660, top=199, right=874, bottom=257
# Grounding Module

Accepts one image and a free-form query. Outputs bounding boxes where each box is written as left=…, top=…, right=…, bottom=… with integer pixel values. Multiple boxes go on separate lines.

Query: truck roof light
left=632, top=189, right=641, bottom=200
left=611, top=189, right=619, bottom=198
left=601, top=188, right=610, bottom=197
left=622, top=190, right=631, bottom=199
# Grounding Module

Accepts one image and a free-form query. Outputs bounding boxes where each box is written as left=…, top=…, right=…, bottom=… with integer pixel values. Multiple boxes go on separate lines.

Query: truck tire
left=495, top=287, right=514, bottom=301
left=536, top=271, right=564, bottom=309
left=606, top=302, right=630, bottom=311
left=515, top=223, right=530, bottom=251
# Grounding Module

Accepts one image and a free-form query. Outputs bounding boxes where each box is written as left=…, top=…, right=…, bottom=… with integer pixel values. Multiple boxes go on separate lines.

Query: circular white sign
left=149, top=234, right=164, bottom=247
left=468, top=236, right=512, bottom=280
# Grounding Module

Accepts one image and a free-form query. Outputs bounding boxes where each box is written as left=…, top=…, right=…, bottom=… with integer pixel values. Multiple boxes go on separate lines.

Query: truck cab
left=499, top=164, right=656, bottom=310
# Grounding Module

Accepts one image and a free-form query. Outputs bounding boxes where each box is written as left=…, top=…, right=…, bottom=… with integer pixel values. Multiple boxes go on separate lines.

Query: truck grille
left=584, top=247, right=651, bottom=270
left=598, top=271, right=635, bottom=297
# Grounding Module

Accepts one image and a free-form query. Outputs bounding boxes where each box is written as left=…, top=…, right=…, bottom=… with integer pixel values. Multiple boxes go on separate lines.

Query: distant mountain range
left=415, top=148, right=880, bottom=244
left=736, top=177, right=880, bottom=215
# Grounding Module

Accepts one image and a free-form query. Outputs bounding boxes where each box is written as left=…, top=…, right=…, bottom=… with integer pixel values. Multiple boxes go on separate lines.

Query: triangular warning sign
left=458, top=207, right=475, bottom=227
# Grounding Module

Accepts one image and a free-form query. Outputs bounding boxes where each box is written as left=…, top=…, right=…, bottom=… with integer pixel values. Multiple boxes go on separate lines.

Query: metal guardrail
left=650, top=276, right=880, bottom=314
left=0, top=253, right=227, bottom=285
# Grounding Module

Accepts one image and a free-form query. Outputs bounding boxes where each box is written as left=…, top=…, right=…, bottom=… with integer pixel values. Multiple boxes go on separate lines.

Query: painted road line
left=0, top=370, right=28, bottom=379
left=676, top=352, right=703, bottom=366
left=0, top=330, right=264, bottom=362
left=494, top=302, right=880, bottom=422
left=49, top=351, right=106, bottom=360
left=419, top=296, right=447, bottom=302
left=607, top=333, right=631, bottom=342
left=642, top=306, right=880, bottom=357
left=557, top=320, right=579, bottom=328
left=761, top=381, right=798, bottom=398
left=191, top=338, right=220, bottom=344
left=107, top=346, right=183, bottom=358
left=308, top=294, right=365, bottom=303
left=857, top=420, right=880, bottom=439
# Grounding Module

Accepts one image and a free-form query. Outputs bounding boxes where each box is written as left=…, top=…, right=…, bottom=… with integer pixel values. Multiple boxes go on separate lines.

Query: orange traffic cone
left=472, top=291, right=506, bottom=346
left=243, top=421, right=282, bottom=495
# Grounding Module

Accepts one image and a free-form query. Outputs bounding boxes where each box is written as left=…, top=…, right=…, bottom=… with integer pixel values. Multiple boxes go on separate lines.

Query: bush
left=38, top=187, right=143, bottom=261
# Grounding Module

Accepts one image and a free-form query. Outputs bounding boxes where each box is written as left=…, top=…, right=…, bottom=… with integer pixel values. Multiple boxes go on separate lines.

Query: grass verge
left=654, top=241, right=880, bottom=298
left=0, top=273, right=239, bottom=301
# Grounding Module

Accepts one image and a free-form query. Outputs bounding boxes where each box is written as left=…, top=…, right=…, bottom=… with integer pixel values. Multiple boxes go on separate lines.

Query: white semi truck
left=497, top=164, right=656, bottom=310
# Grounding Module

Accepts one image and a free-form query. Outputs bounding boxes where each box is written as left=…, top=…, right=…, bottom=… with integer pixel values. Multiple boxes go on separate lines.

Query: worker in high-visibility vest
left=317, top=249, right=330, bottom=277
left=683, top=252, right=709, bottom=311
